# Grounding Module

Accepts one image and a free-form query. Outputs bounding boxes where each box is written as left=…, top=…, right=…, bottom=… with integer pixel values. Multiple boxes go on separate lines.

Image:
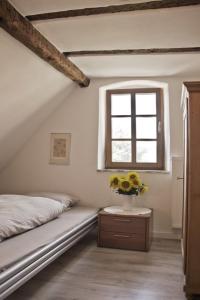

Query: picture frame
left=49, top=133, right=71, bottom=165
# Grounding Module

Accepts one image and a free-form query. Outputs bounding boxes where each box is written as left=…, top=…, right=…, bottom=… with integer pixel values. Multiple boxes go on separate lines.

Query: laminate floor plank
left=7, top=234, right=186, bottom=300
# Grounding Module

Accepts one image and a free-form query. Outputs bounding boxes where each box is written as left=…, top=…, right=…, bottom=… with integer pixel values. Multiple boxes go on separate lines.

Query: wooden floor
left=7, top=233, right=187, bottom=300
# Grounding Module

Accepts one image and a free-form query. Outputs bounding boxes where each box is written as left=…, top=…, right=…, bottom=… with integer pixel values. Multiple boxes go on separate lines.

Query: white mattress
left=0, top=206, right=98, bottom=270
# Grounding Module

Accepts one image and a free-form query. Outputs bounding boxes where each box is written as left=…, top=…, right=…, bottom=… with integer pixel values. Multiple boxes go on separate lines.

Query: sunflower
left=131, top=177, right=142, bottom=188
left=109, top=175, right=120, bottom=189
left=128, top=172, right=139, bottom=181
left=119, top=178, right=132, bottom=192
left=140, top=185, right=149, bottom=194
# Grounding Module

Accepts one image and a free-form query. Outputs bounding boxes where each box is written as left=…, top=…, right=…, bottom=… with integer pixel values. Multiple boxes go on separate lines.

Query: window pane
left=112, top=117, right=131, bottom=139
left=112, top=141, right=132, bottom=162
left=136, top=141, right=157, bottom=163
left=135, top=93, right=156, bottom=115
left=136, top=117, right=157, bottom=139
left=111, top=94, right=131, bottom=115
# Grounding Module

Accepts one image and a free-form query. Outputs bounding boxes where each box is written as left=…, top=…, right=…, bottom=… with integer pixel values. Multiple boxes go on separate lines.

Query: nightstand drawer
left=100, top=215, right=146, bottom=234
left=99, top=231, right=146, bottom=251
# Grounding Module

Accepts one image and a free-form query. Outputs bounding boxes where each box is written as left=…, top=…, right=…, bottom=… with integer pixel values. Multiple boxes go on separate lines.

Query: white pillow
left=27, top=192, right=79, bottom=209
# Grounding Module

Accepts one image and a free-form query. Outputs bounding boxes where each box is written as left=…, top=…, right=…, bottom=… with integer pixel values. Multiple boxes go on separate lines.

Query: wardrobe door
left=182, top=96, right=188, bottom=274
left=182, top=82, right=200, bottom=297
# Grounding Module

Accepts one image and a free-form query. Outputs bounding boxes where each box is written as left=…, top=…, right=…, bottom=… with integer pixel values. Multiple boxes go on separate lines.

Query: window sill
left=97, top=169, right=170, bottom=174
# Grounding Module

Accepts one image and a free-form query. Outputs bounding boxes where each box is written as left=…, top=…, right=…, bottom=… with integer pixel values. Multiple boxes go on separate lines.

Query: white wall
left=0, top=77, right=191, bottom=238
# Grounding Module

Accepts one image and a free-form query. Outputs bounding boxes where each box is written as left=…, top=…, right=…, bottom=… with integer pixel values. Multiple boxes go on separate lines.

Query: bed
left=0, top=203, right=99, bottom=299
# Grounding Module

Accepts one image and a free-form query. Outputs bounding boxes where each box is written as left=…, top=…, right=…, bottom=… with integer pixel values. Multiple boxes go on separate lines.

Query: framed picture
left=49, top=133, right=71, bottom=165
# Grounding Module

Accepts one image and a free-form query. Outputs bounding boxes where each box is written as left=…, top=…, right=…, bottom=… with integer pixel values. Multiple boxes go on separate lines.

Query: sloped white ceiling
left=0, top=29, right=75, bottom=171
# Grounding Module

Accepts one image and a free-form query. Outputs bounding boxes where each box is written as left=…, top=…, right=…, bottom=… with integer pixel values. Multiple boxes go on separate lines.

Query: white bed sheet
left=0, top=206, right=98, bottom=270
left=0, top=195, right=65, bottom=241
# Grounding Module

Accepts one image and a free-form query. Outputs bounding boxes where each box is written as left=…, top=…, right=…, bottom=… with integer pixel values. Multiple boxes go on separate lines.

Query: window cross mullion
left=131, top=92, right=136, bottom=166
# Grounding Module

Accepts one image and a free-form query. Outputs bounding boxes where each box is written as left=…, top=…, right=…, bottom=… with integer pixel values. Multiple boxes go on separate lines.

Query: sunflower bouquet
left=109, top=172, right=148, bottom=196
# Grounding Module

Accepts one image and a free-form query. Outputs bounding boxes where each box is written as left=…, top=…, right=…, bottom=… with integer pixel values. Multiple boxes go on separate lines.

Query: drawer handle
left=113, top=218, right=131, bottom=222
left=113, top=234, right=130, bottom=238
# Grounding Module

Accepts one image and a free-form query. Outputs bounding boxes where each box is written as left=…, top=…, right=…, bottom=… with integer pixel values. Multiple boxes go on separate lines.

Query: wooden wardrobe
left=182, top=82, right=200, bottom=299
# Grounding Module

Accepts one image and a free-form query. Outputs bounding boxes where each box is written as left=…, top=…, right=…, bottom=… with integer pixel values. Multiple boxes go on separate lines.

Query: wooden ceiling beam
left=0, top=0, right=90, bottom=87
left=64, top=47, right=200, bottom=57
left=26, top=0, right=200, bottom=21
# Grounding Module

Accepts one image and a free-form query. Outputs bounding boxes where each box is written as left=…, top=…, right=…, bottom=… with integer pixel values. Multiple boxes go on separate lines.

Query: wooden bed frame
left=0, top=213, right=97, bottom=299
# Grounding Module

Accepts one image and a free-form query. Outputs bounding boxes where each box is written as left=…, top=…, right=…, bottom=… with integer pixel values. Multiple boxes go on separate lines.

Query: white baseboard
left=153, top=231, right=181, bottom=240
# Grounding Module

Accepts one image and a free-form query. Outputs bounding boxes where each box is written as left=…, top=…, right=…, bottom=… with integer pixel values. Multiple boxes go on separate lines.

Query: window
left=105, top=88, right=164, bottom=170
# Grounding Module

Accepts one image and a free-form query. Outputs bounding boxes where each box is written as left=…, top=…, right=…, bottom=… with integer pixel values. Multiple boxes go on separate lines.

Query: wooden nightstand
left=98, top=209, right=152, bottom=251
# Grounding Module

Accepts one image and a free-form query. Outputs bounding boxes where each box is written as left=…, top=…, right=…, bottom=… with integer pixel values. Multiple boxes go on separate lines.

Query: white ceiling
left=10, top=0, right=158, bottom=15
left=32, top=7, right=200, bottom=50
left=38, top=7, right=200, bottom=78
left=9, top=1, right=200, bottom=78
left=71, top=54, right=200, bottom=78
